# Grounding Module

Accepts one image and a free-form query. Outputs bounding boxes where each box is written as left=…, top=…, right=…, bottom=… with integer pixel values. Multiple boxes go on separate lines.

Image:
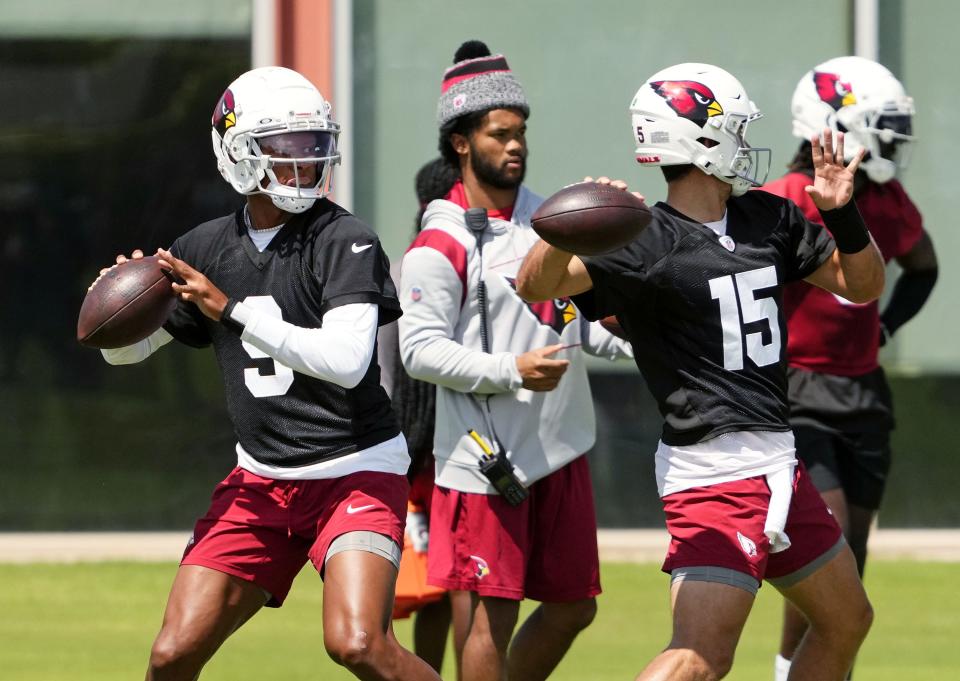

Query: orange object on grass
left=392, top=501, right=446, bottom=619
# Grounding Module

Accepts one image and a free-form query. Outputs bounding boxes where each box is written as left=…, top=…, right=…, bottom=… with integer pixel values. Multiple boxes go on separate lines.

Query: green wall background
left=352, top=0, right=848, bottom=256
left=885, top=0, right=959, bottom=371
left=0, top=2, right=956, bottom=532
left=352, top=0, right=955, bottom=375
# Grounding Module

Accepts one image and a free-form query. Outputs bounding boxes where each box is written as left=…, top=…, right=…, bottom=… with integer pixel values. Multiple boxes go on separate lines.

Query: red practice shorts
left=661, top=462, right=843, bottom=588
left=427, top=455, right=601, bottom=602
left=182, top=467, right=408, bottom=606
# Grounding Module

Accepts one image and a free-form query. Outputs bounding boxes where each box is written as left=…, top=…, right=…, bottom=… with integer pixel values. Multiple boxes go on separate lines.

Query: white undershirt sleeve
left=230, top=301, right=378, bottom=389
left=101, top=328, right=174, bottom=365
left=580, top=318, right=634, bottom=361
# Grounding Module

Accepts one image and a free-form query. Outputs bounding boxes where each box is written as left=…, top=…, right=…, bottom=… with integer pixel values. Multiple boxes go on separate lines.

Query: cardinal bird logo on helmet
left=505, top=277, right=577, bottom=335
left=650, top=80, right=724, bottom=128
left=813, top=72, right=856, bottom=111
left=212, top=88, right=237, bottom=135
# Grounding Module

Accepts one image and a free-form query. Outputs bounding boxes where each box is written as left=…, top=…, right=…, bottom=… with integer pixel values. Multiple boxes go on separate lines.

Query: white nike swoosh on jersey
left=346, top=503, right=375, bottom=514
left=351, top=243, right=373, bottom=253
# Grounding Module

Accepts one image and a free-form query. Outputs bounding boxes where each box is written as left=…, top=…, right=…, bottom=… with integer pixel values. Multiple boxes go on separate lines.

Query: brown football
left=77, top=255, right=177, bottom=349
left=599, top=315, right=628, bottom=340
left=531, top=182, right=651, bottom=255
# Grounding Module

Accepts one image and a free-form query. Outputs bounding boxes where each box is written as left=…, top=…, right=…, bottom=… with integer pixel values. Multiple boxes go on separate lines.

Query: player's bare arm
left=156, top=247, right=229, bottom=320
left=805, top=245, right=884, bottom=304
left=518, top=175, right=645, bottom=302
left=516, top=239, right=592, bottom=302
left=803, top=128, right=885, bottom=303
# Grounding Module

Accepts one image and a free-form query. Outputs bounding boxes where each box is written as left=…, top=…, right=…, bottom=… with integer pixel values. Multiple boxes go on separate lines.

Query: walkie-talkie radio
left=468, top=430, right=529, bottom=506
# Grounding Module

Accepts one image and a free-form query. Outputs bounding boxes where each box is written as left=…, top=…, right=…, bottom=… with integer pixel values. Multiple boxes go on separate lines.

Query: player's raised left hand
left=156, top=248, right=229, bottom=321
left=805, top=128, right=864, bottom=210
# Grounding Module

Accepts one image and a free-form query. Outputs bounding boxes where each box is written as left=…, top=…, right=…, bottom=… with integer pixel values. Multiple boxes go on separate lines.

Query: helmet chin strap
left=269, top=194, right=316, bottom=214
left=861, top=157, right=896, bottom=184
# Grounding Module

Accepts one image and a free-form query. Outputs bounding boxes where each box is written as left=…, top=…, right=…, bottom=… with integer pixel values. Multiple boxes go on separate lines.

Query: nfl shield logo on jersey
left=719, top=235, right=736, bottom=252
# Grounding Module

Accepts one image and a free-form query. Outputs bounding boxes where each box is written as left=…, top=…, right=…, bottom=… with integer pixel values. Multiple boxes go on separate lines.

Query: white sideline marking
left=1, top=529, right=959, bottom=563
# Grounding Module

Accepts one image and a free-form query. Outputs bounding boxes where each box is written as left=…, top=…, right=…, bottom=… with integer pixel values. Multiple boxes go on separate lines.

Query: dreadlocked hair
left=437, top=40, right=495, bottom=176
left=788, top=141, right=815, bottom=175
left=392, top=369, right=437, bottom=480
left=414, top=157, right=459, bottom=228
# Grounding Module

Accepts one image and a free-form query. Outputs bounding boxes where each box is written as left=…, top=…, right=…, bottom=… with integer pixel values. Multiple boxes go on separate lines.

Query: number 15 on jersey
left=708, top=266, right=781, bottom=371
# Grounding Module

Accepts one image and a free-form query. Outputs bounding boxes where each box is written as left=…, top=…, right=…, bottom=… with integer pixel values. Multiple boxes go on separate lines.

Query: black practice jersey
left=163, top=199, right=402, bottom=467
left=574, top=190, right=835, bottom=446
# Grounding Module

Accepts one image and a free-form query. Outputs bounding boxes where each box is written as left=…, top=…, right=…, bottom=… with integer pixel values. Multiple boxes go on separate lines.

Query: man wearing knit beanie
left=436, top=41, right=530, bottom=197
left=399, top=41, right=633, bottom=681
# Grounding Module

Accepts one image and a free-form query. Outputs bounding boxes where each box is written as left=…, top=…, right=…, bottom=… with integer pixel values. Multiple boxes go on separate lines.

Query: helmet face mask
left=211, top=67, right=341, bottom=213
left=630, top=63, right=771, bottom=196
left=863, top=110, right=914, bottom=170
left=792, top=56, right=916, bottom=183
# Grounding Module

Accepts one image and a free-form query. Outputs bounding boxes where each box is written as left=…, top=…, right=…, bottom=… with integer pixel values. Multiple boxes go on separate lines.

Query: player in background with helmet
left=398, top=41, right=632, bottom=681
left=94, top=67, right=441, bottom=681
left=378, top=157, right=472, bottom=676
left=764, top=56, right=938, bottom=681
left=518, top=62, right=885, bottom=681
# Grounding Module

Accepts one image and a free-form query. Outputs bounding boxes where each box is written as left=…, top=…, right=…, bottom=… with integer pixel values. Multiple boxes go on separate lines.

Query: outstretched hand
left=805, top=128, right=864, bottom=211
left=516, top=344, right=570, bottom=392
left=156, top=248, right=229, bottom=321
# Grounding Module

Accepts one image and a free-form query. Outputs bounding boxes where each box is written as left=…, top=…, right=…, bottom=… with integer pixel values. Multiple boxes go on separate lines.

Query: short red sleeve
left=856, top=180, right=923, bottom=261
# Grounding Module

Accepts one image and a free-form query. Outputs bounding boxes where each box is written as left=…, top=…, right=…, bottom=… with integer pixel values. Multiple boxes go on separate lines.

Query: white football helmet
left=629, top=63, right=770, bottom=196
left=211, top=66, right=341, bottom=214
left=791, top=56, right=915, bottom=183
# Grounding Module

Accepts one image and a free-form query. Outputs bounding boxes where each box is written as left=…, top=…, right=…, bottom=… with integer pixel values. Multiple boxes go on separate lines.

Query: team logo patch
left=650, top=80, right=723, bottom=128
left=453, top=93, right=468, bottom=110
left=737, top=531, right=758, bottom=557
left=470, top=555, right=490, bottom=579
left=504, top=276, right=577, bottom=334
left=410, top=286, right=423, bottom=302
left=212, top=88, right=237, bottom=135
left=813, top=71, right=856, bottom=111
left=719, top=235, right=736, bottom=252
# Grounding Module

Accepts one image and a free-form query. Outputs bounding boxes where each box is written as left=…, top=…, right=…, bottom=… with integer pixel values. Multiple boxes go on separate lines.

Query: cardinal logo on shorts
left=470, top=554, right=490, bottom=579
left=504, top=277, right=577, bottom=334
left=737, top=531, right=758, bottom=557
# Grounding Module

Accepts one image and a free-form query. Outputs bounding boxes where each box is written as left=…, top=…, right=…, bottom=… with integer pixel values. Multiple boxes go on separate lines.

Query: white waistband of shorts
left=656, top=430, right=797, bottom=497
left=236, top=432, right=410, bottom=480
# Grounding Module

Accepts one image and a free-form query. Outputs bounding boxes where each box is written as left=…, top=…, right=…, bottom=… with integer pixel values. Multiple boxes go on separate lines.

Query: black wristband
left=819, top=200, right=871, bottom=254
left=220, top=298, right=245, bottom=336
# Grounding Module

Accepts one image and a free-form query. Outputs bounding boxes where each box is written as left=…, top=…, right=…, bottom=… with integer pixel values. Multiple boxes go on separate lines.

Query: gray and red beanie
left=436, top=41, right=529, bottom=128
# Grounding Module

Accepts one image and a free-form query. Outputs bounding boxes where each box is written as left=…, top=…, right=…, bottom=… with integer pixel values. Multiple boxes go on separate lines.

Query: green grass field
left=1, top=560, right=956, bottom=680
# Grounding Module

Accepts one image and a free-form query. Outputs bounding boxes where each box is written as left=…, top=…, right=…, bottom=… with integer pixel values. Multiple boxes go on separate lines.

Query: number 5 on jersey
left=240, top=295, right=295, bottom=397
left=709, top=266, right=781, bottom=371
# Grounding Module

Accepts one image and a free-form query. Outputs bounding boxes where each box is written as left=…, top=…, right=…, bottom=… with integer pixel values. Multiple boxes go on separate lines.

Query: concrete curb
left=1, top=529, right=958, bottom=563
